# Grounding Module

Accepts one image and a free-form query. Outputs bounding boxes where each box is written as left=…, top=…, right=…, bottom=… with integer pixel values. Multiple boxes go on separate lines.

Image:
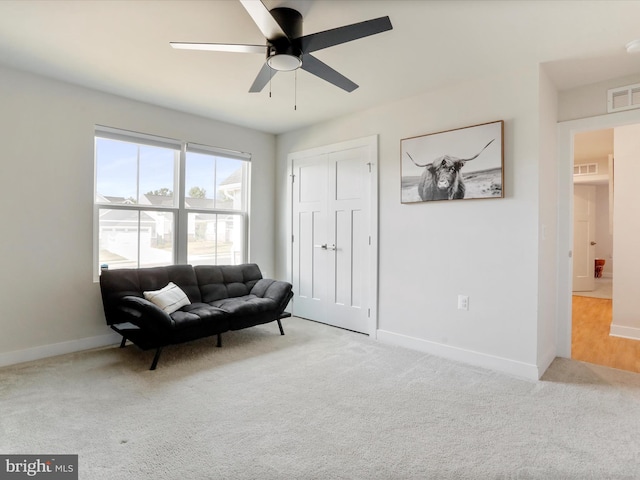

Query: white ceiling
left=1, top=0, right=640, bottom=134
left=574, top=128, right=613, bottom=164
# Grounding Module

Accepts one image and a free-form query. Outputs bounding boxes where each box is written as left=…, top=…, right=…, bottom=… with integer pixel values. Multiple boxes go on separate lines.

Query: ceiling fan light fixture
left=170, top=1, right=392, bottom=93
left=267, top=53, right=302, bottom=71
left=626, top=39, right=640, bottom=53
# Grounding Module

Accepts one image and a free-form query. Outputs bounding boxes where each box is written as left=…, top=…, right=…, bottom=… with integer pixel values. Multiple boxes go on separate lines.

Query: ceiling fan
left=170, top=0, right=392, bottom=93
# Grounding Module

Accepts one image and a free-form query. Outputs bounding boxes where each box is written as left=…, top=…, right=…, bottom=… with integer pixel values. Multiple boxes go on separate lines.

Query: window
left=94, top=127, right=249, bottom=276
left=573, top=163, right=598, bottom=176
left=607, top=82, right=640, bottom=113
left=185, top=144, right=249, bottom=266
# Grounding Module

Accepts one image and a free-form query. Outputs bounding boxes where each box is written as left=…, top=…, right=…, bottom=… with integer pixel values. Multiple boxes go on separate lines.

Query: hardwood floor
left=572, top=295, right=640, bottom=373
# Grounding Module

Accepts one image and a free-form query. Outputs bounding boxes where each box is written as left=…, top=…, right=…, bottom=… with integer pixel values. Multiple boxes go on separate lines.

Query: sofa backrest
left=99, top=264, right=264, bottom=325
left=195, top=264, right=262, bottom=303
left=100, top=265, right=201, bottom=324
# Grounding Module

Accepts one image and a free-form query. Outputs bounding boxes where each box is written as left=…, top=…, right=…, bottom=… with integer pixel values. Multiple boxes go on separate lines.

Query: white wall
left=611, top=124, right=640, bottom=339
left=536, top=66, right=559, bottom=372
left=558, top=73, right=640, bottom=122
left=277, top=64, right=553, bottom=379
left=0, top=65, right=276, bottom=364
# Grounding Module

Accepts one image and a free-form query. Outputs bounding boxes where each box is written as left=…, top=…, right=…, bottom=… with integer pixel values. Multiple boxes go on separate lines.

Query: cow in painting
left=406, top=139, right=495, bottom=201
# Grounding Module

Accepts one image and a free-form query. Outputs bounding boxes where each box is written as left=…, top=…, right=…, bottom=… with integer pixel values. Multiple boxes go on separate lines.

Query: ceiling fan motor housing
left=267, top=7, right=303, bottom=71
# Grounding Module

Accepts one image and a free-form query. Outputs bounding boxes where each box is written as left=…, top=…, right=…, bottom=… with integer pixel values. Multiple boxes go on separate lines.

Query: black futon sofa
left=100, top=263, right=293, bottom=370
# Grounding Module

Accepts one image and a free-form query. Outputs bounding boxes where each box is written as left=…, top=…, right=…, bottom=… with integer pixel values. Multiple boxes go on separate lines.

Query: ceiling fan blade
left=301, top=54, right=358, bottom=93
left=170, top=42, right=267, bottom=54
left=249, top=63, right=276, bottom=93
left=300, top=16, right=392, bottom=53
left=239, top=0, right=288, bottom=40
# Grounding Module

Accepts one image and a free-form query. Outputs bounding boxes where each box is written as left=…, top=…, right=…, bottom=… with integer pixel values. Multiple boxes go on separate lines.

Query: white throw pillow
left=143, top=282, right=191, bottom=314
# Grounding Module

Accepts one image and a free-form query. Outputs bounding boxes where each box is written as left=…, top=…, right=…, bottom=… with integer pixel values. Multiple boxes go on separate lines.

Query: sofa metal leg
left=150, top=348, right=163, bottom=370
left=216, top=333, right=222, bottom=348
left=119, top=337, right=127, bottom=348
left=277, top=319, right=285, bottom=336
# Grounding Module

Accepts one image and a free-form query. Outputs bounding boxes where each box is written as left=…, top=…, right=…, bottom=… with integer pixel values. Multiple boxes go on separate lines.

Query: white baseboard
left=0, top=332, right=121, bottom=368
left=376, top=330, right=541, bottom=381
left=610, top=324, right=640, bottom=341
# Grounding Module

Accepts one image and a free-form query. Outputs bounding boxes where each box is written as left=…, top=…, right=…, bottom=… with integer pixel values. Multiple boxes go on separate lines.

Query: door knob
left=314, top=244, right=328, bottom=249
left=590, top=241, right=597, bottom=246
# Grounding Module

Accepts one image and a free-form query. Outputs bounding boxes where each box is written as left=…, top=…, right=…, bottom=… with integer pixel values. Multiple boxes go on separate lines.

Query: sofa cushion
left=195, top=264, right=263, bottom=302
left=143, top=282, right=191, bottom=314
left=208, top=295, right=278, bottom=316
left=136, top=265, right=202, bottom=304
left=170, top=303, right=228, bottom=331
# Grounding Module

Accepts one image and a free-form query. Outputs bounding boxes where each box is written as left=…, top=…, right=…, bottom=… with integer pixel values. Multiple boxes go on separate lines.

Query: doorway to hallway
left=558, top=110, right=640, bottom=371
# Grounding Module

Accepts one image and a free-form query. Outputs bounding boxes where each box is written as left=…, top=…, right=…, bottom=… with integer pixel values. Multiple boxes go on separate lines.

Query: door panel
left=335, top=209, right=352, bottom=306
left=292, top=154, right=327, bottom=320
left=297, top=211, right=317, bottom=299
left=350, top=209, right=365, bottom=308
left=299, top=162, right=325, bottom=203
left=573, top=184, right=596, bottom=292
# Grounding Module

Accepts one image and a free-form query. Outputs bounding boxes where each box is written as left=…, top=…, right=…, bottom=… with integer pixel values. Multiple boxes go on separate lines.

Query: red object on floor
left=595, top=258, right=605, bottom=278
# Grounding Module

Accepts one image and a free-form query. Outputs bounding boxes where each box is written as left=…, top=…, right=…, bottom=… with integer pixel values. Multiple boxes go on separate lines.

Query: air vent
left=574, top=163, right=598, bottom=176
left=607, top=83, right=640, bottom=113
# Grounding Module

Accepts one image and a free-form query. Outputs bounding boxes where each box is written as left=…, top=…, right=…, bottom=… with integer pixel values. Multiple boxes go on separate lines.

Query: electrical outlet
left=458, top=295, right=469, bottom=311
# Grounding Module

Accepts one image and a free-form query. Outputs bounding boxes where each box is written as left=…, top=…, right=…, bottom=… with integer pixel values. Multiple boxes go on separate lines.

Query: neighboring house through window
left=94, top=126, right=249, bottom=277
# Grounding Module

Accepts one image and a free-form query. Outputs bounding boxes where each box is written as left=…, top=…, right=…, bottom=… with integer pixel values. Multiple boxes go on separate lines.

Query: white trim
left=186, top=142, right=251, bottom=161
left=610, top=324, right=640, bottom=341
left=376, top=330, right=541, bottom=381
left=0, top=332, right=121, bottom=369
left=368, top=136, right=379, bottom=339
left=573, top=173, right=608, bottom=185
left=557, top=108, right=640, bottom=358
left=95, top=125, right=181, bottom=150
left=286, top=135, right=379, bottom=337
left=538, top=347, right=556, bottom=379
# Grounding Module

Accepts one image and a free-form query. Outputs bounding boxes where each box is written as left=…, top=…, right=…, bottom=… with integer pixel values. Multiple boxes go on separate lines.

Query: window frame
left=93, top=126, right=250, bottom=280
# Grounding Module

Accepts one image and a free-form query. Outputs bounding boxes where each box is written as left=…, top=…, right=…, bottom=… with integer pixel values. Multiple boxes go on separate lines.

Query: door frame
left=557, top=108, right=640, bottom=358
left=286, top=135, right=379, bottom=337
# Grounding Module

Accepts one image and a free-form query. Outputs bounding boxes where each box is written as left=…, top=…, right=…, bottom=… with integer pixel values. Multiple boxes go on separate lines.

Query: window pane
left=98, top=208, right=140, bottom=269
left=98, top=209, right=174, bottom=270
left=185, top=152, right=245, bottom=211
left=95, top=138, right=137, bottom=203
left=139, top=210, right=174, bottom=268
left=96, top=138, right=177, bottom=206
left=139, top=146, right=177, bottom=207
left=187, top=212, right=243, bottom=266
left=216, top=157, right=245, bottom=211
left=185, top=152, right=215, bottom=209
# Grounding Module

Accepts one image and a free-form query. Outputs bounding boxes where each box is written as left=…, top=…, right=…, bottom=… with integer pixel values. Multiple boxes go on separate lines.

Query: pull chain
left=294, top=69, right=297, bottom=111
left=269, top=67, right=272, bottom=98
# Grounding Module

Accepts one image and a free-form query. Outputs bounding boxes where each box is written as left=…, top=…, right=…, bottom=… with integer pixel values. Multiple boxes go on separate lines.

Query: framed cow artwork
left=400, top=120, right=504, bottom=203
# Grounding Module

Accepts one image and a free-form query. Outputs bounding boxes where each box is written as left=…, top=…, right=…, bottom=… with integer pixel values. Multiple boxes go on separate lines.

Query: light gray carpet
left=2, top=317, right=640, bottom=479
